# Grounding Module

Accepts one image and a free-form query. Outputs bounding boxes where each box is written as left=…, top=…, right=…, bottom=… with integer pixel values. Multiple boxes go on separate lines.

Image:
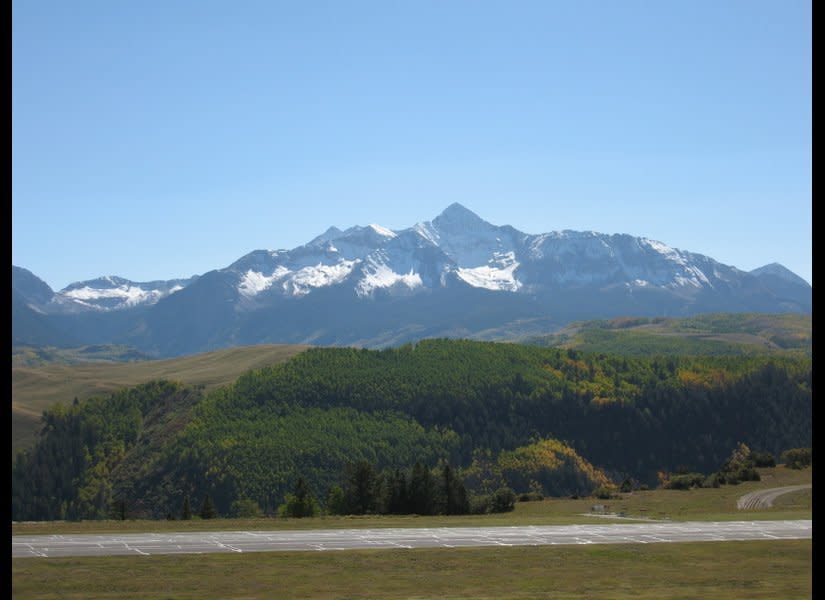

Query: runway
left=12, top=520, right=811, bottom=558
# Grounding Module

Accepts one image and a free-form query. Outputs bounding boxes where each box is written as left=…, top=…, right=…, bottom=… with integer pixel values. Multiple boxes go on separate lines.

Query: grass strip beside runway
left=12, top=539, right=811, bottom=599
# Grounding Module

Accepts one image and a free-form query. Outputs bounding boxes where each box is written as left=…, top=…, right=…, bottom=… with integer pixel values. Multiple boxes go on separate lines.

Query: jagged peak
left=308, top=226, right=345, bottom=246
left=432, top=203, right=491, bottom=231
left=437, top=202, right=482, bottom=219
left=750, top=263, right=810, bottom=287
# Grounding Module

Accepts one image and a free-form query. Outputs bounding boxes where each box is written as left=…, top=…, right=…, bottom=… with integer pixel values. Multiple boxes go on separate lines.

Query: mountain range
left=12, top=203, right=811, bottom=357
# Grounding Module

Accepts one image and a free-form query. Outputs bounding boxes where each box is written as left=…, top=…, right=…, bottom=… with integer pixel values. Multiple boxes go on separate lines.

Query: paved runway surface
left=12, top=520, right=811, bottom=558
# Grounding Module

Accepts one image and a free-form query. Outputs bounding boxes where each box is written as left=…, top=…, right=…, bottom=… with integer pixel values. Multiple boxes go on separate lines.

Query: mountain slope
left=12, top=266, right=55, bottom=306
left=12, top=291, right=78, bottom=348
left=749, top=263, right=813, bottom=309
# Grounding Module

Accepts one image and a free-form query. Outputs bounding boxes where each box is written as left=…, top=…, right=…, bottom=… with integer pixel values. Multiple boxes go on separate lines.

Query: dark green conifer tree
left=409, top=462, right=435, bottom=515
left=200, top=494, right=217, bottom=519
left=181, top=494, right=192, bottom=520
left=279, top=477, right=319, bottom=518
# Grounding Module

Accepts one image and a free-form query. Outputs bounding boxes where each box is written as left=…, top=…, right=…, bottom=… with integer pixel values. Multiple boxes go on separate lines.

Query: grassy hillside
left=12, top=344, right=155, bottom=367
left=524, top=313, right=812, bottom=356
left=11, top=344, right=309, bottom=453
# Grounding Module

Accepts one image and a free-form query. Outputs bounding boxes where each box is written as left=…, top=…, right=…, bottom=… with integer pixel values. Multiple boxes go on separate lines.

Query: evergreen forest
left=12, top=339, right=811, bottom=521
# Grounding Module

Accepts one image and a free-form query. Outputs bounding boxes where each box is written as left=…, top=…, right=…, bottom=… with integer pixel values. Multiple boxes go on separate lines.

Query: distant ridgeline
left=12, top=339, right=811, bottom=521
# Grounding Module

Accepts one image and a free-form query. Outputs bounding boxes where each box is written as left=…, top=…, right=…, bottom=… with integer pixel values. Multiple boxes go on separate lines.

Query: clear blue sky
left=13, top=0, right=811, bottom=290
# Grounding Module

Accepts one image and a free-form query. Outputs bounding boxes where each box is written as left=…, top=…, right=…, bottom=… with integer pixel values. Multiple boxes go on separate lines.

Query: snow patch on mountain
left=457, top=264, right=522, bottom=291
left=406, top=204, right=519, bottom=269
left=368, top=224, right=397, bottom=238
left=300, top=226, right=397, bottom=262
left=413, top=222, right=440, bottom=246
left=687, top=265, right=711, bottom=286
left=51, top=273, right=197, bottom=312
left=456, top=251, right=522, bottom=292
left=356, top=261, right=423, bottom=297
left=63, top=285, right=151, bottom=305
left=284, top=259, right=359, bottom=296
left=663, top=262, right=712, bottom=289
left=526, top=230, right=610, bottom=261
left=62, top=284, right=167, bottom=308
left=642, top=238, right=689, bottom=266
left=238, top=267, right=290, bottom=298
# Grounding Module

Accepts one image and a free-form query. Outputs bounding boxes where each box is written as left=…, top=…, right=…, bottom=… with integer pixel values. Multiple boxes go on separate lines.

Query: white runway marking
left=128, top=545, right=149, bottom=556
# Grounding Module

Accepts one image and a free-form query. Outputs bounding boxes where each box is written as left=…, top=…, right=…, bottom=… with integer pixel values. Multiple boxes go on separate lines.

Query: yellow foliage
left=677, top=368, right=731, bottom=389
left=543, top=366, right=565, bottom=380
left=497, top=438, right=611, bottom=488
left=677, top=369, right=706, bottom=387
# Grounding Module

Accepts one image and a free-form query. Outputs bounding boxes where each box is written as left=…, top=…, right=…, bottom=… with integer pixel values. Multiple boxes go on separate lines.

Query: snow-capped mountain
left=12, top=204, right=811, bottom=356
left=56, top=275, right=198, bottom=312
left=11, top=268, right=200, bottom=314
left=216, top=203, right=758, bottom=301
left=228, top=218, right=457, bottom=302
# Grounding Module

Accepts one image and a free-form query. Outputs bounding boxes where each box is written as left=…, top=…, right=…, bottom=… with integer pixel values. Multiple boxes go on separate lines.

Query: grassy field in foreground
left=12, top=466, right=811, bottom=537
left=11, top=344, right=308, bottom=453
left=12, top=540, right=812, bottom=599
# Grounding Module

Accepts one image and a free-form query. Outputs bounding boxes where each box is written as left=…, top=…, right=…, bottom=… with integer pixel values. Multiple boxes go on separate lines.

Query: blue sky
left=13, top=0, right=811, bottom=290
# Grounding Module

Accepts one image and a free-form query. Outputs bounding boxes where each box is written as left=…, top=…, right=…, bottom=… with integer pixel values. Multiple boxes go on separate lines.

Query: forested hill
left=12, top=339, right=811, bottom=521
left=11, top=343, right=308, bottom=454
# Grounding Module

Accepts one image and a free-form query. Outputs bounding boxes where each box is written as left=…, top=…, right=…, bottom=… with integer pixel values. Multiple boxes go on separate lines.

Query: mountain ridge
left=12, top=204, right=811, bottom=356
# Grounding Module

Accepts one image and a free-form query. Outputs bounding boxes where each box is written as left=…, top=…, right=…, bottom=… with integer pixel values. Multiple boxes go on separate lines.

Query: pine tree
left=325, top=485, right=346, bottom=515
left=344, top=461, right=377, bottom=515
left=110, top=497, right=127, bottom=520
left=442, top=463, right=469, bottom=515
left=442, top=463, right=457, bottom=515
left=181, top=494, right=192, bottom=520
left=200, top=494, right=217, bottom=519
left=279, top=477, right=319, bottom=518
left=387, top=468, right=408, bottom=514
left=409, top=462, right=435, bottom=515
